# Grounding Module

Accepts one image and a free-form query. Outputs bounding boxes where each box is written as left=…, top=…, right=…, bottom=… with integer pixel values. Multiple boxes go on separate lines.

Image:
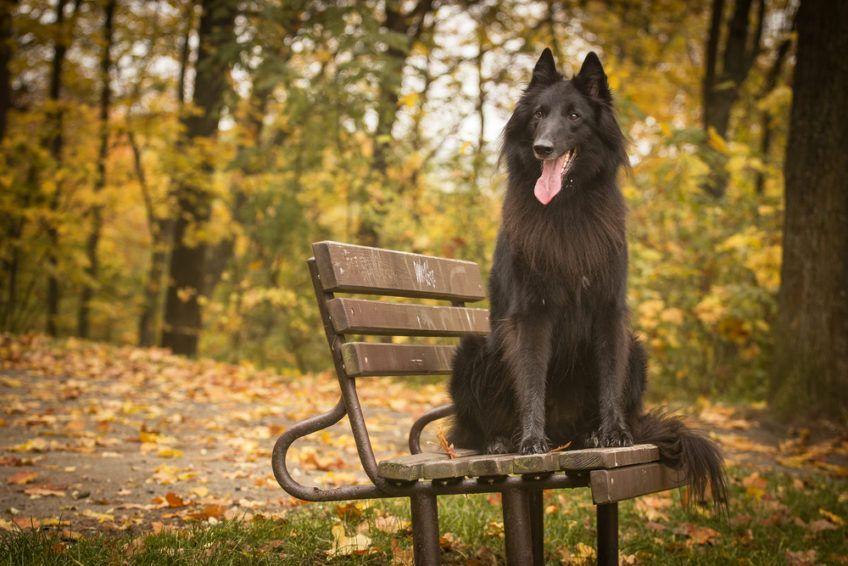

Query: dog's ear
left=530, top=48, right=559, bottom=87
left=575, top=52, right=611, bottom=102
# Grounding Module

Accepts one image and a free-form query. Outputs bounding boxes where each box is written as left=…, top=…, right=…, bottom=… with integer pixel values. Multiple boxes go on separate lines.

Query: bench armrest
left=409, top=404, right=455, bottom=454
left=271, top=396, right=382, bottom=501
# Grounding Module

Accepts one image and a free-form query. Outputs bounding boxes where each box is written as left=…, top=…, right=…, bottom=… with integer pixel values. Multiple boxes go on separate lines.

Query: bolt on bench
left=272, top=241, right=686, bottom=565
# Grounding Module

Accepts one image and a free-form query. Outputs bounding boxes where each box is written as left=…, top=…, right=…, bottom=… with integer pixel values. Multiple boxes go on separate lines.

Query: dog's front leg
left=589, top=307, right=634, bottom=447
left=499, top=313, right=553, bottom=454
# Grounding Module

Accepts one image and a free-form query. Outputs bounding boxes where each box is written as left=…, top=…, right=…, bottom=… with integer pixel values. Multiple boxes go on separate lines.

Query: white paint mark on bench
left=413, top=260, right=437, bottom=288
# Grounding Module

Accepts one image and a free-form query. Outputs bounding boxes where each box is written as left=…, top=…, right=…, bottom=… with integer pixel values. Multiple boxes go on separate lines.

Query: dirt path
left=0, top=335, right=844, bottom=534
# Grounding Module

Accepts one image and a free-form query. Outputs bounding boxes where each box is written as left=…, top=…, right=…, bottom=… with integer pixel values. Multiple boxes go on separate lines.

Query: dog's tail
left=632, top=409, right=728, bottom=509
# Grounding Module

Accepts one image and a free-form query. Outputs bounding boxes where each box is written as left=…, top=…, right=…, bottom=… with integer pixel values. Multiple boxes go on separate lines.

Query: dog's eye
left=569, top=112, right=581, bottom=121
left=533, top=110, right=543, bottom=119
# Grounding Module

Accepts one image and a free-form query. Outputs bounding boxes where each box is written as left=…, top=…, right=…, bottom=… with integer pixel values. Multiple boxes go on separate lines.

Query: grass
left=2, top=466, right=845, bottom=565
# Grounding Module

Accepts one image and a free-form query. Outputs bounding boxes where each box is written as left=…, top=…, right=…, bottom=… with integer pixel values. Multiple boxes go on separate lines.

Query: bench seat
left=378, top=444, right=660, bottom=482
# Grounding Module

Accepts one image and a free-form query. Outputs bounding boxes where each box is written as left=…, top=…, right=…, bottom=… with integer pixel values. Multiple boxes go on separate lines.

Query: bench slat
left=590, top=463, right=686, bottom=504
left=376, top=449, right=477, bottom=482
left=377, top=444, right=661, bottom=481
left=313, top=241, right=486, bottom=302
left=326, top=298, right=490, bottom=337
left=340, top=343, right=456, bottom=377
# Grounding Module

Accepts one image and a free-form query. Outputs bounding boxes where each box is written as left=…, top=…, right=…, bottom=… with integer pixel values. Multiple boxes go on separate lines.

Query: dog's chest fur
left=496, top=181, right=627, bottom=312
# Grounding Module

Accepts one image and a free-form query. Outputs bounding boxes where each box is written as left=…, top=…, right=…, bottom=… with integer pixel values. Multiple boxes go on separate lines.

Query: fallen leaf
left=327, top=524, right=371, bottom=557
left=164, top=492, right=186, bottom=508
left=156, top=447, right=184, bottom=459
left=741, top=471, right=767, bottom=499
left=436, top=428, right=457, bottom=459
left=675, top=523, right=720, bottom=546
left=635, top=494, right=672, bottom=521
left=819, top=509, right=844, bottom=525
left=549, top=441, right=573, bottom=452
left=390, top=538, right=414, bottom=566
left=807, top=519, right=837, bottom=533
left=439, top=532, right=459, bottom=550
left=334, top=501, right=364, bottom=521
left=9, top=438, right=49, bottom=453
left=188, top=504, right=226, bottom=521
left=484, top=521, right=504, bottom=538
left=559, top=542, right=596, bottom=565
left=24, top=485, right=66, bottom=498
left=81, top=509, right=115, bottom=523
left=7, top=471, right=39, bottom=485
left=785, top=549, right=817, bottom=566
left=12, top=516, right=41, bottom=529
left=373, top=514, right=409, bottom=533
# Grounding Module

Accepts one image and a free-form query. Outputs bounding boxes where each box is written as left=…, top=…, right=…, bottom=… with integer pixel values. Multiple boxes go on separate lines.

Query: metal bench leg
left=597, top=502, right=619, bottom=566
left=502, top=489, right=533, bottom=565
left=410, top=493, right=440, bottom=566
left=528, top=489, right=544, bottom=565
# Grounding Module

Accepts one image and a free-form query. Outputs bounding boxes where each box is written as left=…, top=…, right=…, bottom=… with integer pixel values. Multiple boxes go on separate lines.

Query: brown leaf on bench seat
left=436, top=428, right=457, bottom=459
left=549, top=441, right=573, bottom=453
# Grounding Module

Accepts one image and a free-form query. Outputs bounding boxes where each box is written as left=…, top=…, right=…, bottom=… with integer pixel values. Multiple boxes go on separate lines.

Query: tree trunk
left=701, top=0, right=764, bottom=197
left=772, top=0, right=848, bottom=421
left=161, top=0, right=237, bottom=356
left=135, top=1, right=192, bottom=346
left=44, top=0, right=80, bottom=337
left=0, top=0, right=18, bottom=330
left=129, top=132, right=173, bottom=347
left=77, top=0, right=116, bottom=338
left=0, top=0, right=15, bottom=143
left=702, top=0, right=725, bottom=132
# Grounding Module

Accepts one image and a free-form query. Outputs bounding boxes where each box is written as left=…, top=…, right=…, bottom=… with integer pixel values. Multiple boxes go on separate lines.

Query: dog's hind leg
left=498, top=313, right=553, bottom=454
left=588, top=307, right=634, bottom=448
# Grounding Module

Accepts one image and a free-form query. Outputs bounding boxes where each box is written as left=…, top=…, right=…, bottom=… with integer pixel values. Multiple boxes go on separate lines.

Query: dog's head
left=503, top=49, right=627, bottom=205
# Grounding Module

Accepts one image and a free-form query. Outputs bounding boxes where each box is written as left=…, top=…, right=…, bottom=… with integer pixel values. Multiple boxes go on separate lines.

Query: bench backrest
left=310, top=241, right=490, bottom=379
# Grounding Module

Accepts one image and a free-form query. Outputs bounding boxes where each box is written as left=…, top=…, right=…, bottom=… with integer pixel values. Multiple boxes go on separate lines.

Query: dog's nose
left=533, top=143, right=554, bottom=157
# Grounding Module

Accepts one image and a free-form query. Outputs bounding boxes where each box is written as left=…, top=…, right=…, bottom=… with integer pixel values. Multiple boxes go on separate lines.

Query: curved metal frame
left=409, top=404, right=455, bottom=454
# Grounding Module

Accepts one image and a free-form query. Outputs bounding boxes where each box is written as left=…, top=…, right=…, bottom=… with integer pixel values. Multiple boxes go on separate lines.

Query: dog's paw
left=588, top=425, right=633, bottom=448
left=518, top=436, right=549, bottom=455
left=485, top=437, right=512, bottom=455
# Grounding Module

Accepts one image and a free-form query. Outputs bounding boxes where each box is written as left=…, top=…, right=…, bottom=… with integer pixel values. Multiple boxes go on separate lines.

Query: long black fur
left=448, top=49, right=727, bottom=507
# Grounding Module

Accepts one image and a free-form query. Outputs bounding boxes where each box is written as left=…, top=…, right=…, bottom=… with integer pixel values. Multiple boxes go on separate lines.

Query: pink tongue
left=534, top=154, right=566, bottom=205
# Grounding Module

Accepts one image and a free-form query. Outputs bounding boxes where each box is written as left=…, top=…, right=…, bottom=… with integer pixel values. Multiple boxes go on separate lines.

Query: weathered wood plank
left=313, top=241, right=486, bottom=302
left=377, top=445, right=662, bottom=481
left=419, top=453, right=518, bottom=479
left=377, top=449, right=478, bottom=481
left=340, top=342, right=456, bottom=377
left=589, top=463, right=686, bottom=504
left=511, top=453, right=560, bottom=475
left=556, top=444, right=659, bottom=471
left=326, top=298, right=490, bottom=337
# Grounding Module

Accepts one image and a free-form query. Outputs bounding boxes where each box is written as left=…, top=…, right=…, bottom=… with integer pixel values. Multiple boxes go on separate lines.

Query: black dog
left=448, top=49, right=726, bottom=505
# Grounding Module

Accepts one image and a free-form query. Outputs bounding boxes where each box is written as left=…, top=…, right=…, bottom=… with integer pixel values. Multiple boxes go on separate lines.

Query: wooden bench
left=272, top=241, right=686, bottom=565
